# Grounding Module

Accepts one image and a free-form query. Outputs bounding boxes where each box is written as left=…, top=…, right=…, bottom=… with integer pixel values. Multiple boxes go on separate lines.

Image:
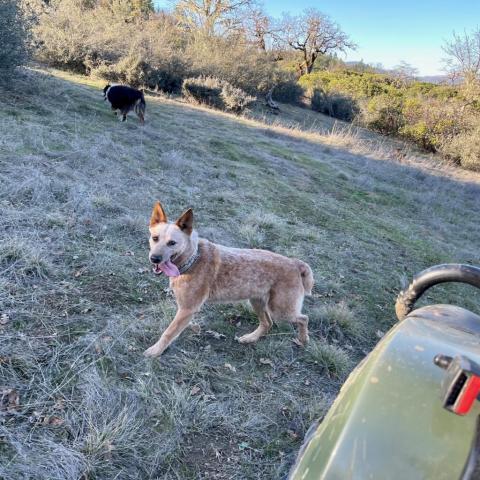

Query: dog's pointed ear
left=150, top=201, right=168, bottom=226
left=175, top=208, right=194, bottom=235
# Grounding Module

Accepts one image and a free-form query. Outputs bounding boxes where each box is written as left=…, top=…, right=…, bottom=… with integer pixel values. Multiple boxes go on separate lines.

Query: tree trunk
left=257, top=35, right=266, bottom=51
left=295, top=61, right=307, bottom=78
left=306, top=52, right=317, bottom=74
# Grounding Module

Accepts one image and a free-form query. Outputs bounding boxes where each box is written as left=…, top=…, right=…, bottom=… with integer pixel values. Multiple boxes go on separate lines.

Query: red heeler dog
left=144, top=202, right=314, bottom=357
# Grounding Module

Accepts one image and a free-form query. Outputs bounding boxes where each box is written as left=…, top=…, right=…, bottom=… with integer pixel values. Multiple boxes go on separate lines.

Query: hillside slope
left=1, top=68, right=479, bottom=480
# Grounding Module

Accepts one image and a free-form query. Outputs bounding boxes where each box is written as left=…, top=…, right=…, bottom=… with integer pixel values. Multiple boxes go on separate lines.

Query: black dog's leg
left=119, top=108, right=128, bottom=122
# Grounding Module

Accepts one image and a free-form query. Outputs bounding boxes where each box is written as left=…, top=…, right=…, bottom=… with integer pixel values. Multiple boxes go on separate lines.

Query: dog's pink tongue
left=159, top=260, right=180, bottom=277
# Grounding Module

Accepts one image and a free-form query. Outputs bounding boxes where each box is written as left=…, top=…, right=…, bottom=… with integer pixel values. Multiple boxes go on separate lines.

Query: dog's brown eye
left=152, top=236, right=159, bottom=242
left=167, top=240, right=176, bottom=247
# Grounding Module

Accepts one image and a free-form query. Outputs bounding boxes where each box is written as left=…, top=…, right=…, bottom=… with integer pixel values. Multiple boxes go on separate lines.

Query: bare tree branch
left=173, top=0, right=254, bottom=36
left=241, top=5, right=270, bottom=51
left=442, top=28, right=480, bottom=103
left=443, top=28, right=480, bottom=84
left=272, top=8, right=356, bottom=76
left=391, top=61, right=419, bottom=86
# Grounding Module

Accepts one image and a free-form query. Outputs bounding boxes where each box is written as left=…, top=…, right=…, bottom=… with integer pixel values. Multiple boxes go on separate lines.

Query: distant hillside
left=417, top=75, right=450, bottom=84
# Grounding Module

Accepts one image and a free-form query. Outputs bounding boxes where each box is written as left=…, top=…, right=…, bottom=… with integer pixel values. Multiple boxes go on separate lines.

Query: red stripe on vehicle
left=456, top=376, right=480, bottom=415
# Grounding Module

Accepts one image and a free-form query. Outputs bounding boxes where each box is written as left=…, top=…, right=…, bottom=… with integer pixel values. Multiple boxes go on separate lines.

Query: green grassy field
left=1, top=67, right=479, bottom=479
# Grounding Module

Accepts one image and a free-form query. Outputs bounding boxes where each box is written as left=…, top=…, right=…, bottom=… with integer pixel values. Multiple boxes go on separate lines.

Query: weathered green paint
left=290, top=305, right=480, bottom=480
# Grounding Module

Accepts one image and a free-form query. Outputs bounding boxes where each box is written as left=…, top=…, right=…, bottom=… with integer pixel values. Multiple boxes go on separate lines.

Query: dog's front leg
left=144, top=308, right=195, bottom=357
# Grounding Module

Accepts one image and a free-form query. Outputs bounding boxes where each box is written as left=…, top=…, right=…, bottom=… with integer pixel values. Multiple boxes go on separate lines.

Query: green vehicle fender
left=290, top=302, right=480, bottom=480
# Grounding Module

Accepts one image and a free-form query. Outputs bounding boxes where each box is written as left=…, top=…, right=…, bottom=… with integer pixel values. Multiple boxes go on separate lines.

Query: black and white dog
left=103, top=84, right=146, bottom=125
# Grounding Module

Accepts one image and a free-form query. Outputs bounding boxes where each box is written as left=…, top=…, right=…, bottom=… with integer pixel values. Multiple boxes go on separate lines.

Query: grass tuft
left=0, top=238, right=52, bottom=281
left=312, top=302, right=364, bottom=341
left=305, top=340, right=352, bottom=379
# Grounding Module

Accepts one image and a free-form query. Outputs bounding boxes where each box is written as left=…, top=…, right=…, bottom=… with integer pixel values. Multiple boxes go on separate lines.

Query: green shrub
left=299, top=71, right=398, bottom=99
left=362, top=94, right=404, bottom=135
left=182, top=76, right=255, bottom=113
left=441, top=124, right=480, bottom=171
left=182, top=76, right=224, bottom=109
left=400, top=97, right=469, bottom=151
left=145, top=70, right=183, bottom=93
left=310, top=88, right=327, bottom=112
left=399, top=122, right=431, bottom=149
left=270, top=79, right=305, bottom=104
left=0, top=0, right=29, bottom=78
left=310, top=88, right=359, bottom=122
left=406, top=82, right=459, bottom=100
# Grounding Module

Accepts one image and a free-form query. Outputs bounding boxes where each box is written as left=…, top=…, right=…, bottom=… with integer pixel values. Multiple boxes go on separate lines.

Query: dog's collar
left=178, top=249, right=200, bottom=275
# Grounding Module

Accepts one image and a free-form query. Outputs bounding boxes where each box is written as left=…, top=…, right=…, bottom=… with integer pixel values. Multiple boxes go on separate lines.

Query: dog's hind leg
left=237, top=298, right=272, bottom=344
left=291, top=314, right=309, bottom=346
left=268, top=286, right=309, bottom=346
left=134, top=99, right=145, bottom=125
left=119, top=108, right=128, bottom=122
left=144, top=307, right=196, bottom=357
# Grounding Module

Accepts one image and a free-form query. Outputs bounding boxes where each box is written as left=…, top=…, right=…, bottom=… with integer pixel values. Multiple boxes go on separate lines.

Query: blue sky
left=154, top=1, right=480, bottom=75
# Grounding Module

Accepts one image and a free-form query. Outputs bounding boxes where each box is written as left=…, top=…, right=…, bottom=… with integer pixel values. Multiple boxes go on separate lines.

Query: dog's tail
left=296, top=260, right=314, bottom=296
left=135, top=91, right=146, bottom=125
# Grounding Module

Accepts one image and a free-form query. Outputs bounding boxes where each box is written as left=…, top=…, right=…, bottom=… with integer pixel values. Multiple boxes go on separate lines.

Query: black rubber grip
left=395, top=264, right=480, bottom=321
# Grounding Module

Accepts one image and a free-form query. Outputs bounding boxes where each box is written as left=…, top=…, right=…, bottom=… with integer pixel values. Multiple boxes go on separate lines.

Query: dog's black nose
left=150, top=255, right=162, bottom=264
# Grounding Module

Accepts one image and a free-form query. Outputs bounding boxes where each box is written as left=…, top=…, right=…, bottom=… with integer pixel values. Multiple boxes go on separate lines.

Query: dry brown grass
left=0, top=67, right=479, bottom=479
